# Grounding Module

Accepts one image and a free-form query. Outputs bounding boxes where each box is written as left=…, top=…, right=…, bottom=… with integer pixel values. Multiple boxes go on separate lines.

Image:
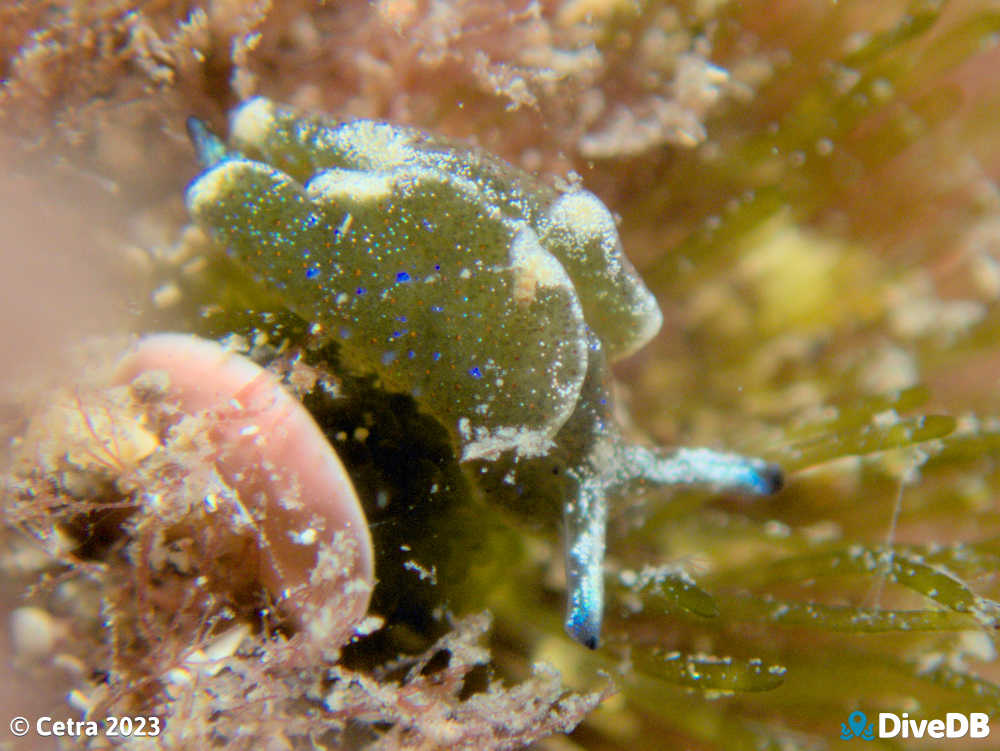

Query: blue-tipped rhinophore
left=563, top=445, right=783, bottom=648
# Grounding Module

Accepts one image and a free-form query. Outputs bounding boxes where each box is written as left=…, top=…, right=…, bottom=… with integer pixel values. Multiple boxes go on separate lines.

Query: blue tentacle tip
left=566, top=602, right=601, bottom=650
left=747, top=461, right=785, bottom=495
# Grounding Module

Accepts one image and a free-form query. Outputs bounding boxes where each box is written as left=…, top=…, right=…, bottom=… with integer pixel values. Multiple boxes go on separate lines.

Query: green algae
left=630, top=649, right=786, bottom=693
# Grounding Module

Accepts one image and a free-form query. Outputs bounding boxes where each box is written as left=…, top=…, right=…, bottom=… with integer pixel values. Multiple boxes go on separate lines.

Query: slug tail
left=187, top=117, right=231, bottom=168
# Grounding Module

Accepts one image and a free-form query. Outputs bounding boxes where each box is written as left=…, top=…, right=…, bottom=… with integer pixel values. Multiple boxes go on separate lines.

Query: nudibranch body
left=186, top=98, right=782, bottom=648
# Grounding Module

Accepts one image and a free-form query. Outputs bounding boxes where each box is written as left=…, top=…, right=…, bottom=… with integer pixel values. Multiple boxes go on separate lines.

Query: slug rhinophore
left=185, top=98, right=783, bottom=649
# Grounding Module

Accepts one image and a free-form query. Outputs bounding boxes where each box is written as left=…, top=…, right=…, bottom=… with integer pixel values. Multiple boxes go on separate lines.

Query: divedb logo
left=840, top=710, right=990, bottom=740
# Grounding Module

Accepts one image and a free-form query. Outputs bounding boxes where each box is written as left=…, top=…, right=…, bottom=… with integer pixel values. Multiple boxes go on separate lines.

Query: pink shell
left=115, top=333, right=374, bottom=635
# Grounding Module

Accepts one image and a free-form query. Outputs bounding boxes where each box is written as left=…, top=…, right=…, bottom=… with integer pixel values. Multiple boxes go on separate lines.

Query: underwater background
left=3, top=0, right=1000, bottom=748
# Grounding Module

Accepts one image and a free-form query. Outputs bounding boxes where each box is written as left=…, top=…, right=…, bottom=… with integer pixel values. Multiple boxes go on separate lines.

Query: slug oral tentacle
left=185, top=98, right=783, bottom=649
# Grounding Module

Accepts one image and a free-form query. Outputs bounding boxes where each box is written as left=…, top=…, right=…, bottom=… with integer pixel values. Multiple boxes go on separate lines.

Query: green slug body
left=188, top=98, right=660, bottom=462
left=186, top=98, right=781, bottom=649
